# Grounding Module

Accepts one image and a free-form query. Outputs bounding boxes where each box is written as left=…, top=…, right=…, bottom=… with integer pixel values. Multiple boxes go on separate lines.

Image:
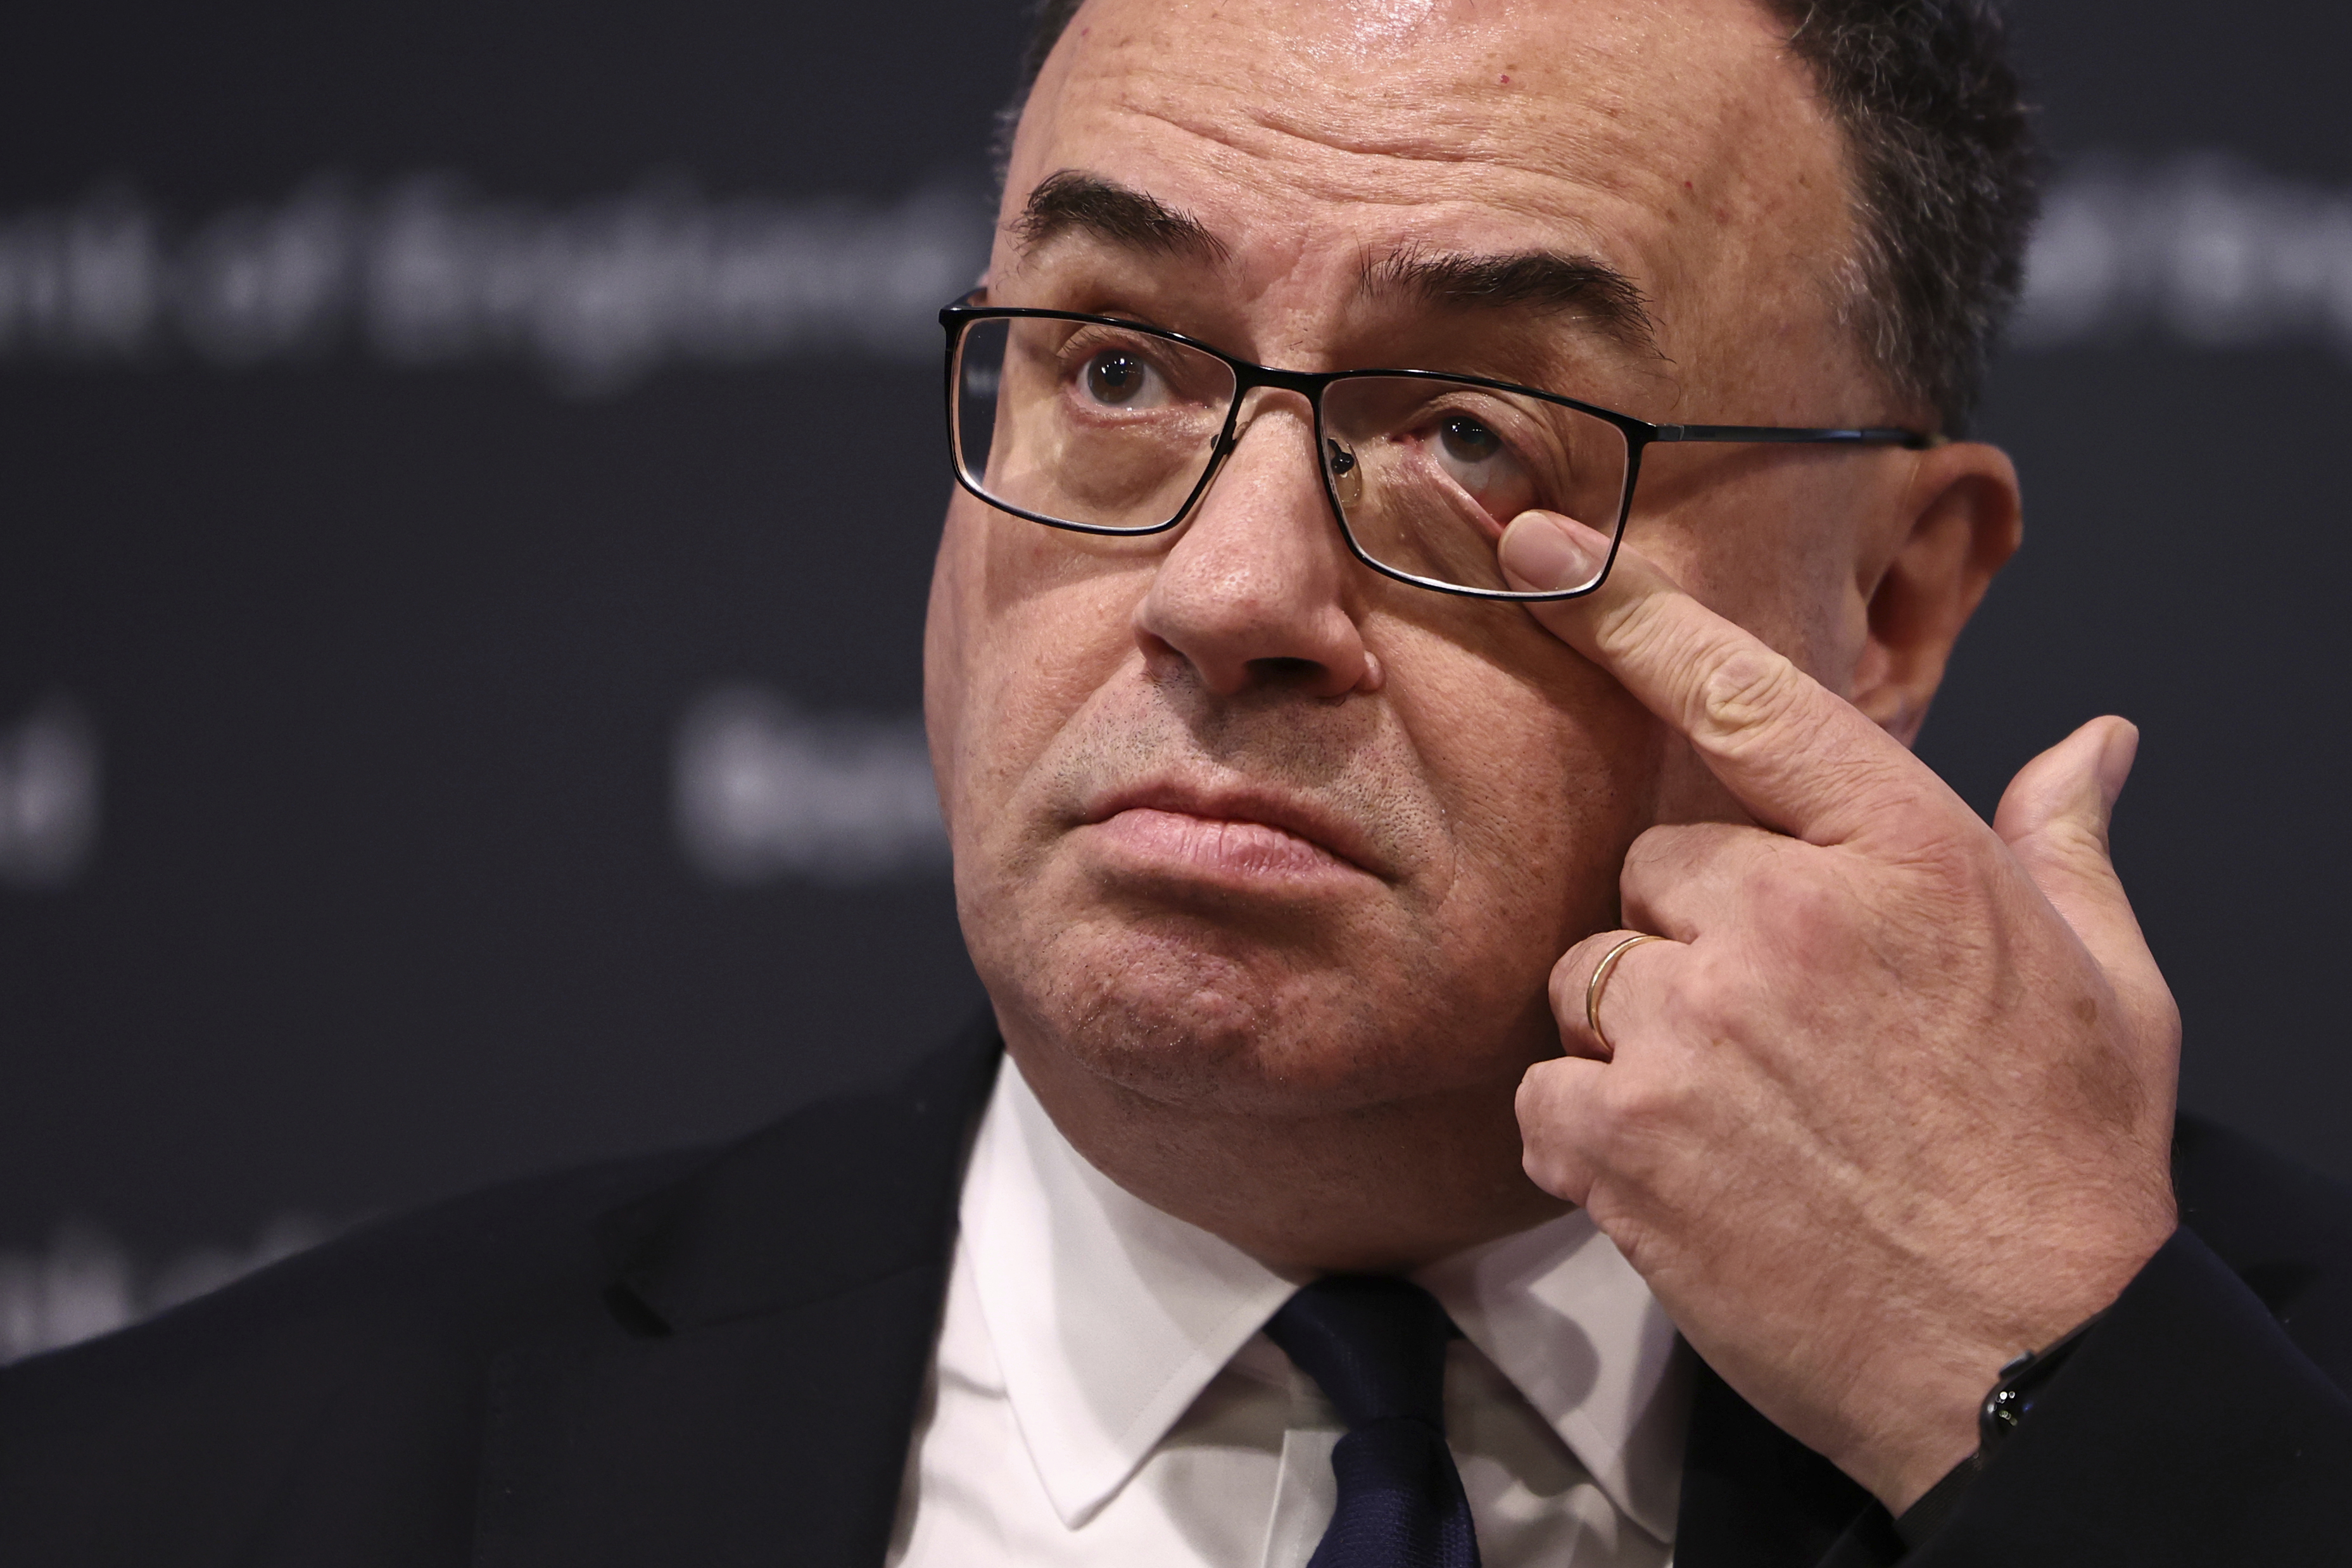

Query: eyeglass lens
left=952, top=315, right=1631, bottom=597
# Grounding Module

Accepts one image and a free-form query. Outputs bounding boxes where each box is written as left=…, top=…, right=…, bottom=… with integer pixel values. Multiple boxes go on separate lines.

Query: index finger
left=1498, top=509, right=1958, bottom=847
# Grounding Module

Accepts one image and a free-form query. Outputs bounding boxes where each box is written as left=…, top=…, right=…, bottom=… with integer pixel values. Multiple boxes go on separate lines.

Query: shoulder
left=0, top=1018, right=1001, bottom=1564
left=0, top=1147, right=707, bottom=1564
left=1, top=1145, right=698, bottom=1420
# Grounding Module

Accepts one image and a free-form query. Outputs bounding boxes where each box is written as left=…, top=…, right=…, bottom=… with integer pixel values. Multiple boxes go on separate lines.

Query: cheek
left=1634, top=461, right=1867, bottom=680
left=928, top=499, right=1155, bottom=831
left=1388, top=619, right=1662, bottom=969
left=1617, top=467, right=1883, bottom=828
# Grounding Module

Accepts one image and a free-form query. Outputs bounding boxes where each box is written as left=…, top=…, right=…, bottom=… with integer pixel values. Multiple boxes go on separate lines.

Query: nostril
left=1249, top=656, right=1325, bottom=685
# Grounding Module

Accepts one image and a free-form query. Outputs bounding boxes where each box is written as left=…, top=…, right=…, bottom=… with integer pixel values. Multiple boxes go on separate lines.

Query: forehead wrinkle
left=1094, top=67, right=1678, bottom=275
left=1171, top=27, right=1677, bottom=196
left=1097, top=96, right=1649, bottom=267
left=1130, top=77, right=1659, bottom=209
left=1044, top=0, right=1845, bottom=269
left=1021, top=6, right=1854, bottom=415
left=1064, top=98, right=1675, bottom=343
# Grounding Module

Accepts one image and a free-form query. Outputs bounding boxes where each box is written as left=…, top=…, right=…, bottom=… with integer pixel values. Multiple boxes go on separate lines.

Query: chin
left=974, top=902, right=1523, bottom=1118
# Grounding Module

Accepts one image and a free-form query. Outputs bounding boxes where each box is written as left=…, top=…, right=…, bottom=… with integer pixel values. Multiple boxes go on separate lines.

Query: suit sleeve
left=1903, top=1226, right=2352, bottom=1566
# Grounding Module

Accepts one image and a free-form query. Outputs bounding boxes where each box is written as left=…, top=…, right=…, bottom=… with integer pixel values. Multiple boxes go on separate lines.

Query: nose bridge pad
left=1324, top=436, right=1362, bottom=508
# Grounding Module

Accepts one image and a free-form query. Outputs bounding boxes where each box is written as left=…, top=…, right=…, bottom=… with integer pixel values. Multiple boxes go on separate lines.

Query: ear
left=1847, top=440, right=2022, bottom=747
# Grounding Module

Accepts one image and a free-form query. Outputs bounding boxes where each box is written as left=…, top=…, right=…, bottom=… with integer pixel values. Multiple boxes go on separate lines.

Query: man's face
left=927, top=0, right=1923, bottom=1120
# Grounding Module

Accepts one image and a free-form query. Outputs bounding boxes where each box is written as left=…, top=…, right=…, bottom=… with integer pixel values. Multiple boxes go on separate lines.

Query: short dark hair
left=997, top=0, right=2035, bottom=434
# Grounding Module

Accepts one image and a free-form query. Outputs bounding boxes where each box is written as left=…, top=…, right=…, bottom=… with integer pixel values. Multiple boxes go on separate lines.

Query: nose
left=1132, top=393, right=1376, bottom=700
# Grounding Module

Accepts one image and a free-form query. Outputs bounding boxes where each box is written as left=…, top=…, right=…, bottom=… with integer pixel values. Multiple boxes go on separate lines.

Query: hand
left=1501, top=512, right=2182, bottom=1512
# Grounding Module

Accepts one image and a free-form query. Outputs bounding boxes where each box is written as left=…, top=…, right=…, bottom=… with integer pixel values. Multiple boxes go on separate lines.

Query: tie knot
left=1265, top=1275, right=1456, bottom=1432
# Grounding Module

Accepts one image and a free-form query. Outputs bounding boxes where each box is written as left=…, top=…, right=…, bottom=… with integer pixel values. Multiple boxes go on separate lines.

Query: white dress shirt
left=885, top=1058, right=1691, bottom=1567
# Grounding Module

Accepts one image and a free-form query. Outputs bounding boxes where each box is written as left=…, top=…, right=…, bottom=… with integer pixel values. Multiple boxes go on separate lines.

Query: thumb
left=1993, top=717, right=2175, bottom=1040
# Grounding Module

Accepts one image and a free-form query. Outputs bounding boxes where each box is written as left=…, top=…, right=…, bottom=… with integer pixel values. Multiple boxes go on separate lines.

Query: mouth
left=1078, top=781, right=1389, bottom=885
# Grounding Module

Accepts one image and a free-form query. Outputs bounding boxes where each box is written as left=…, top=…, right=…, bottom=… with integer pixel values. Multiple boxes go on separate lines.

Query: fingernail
left=2094, top=719, right=2140, bottom=806
left=1500, top=512, right=1600, bottom=591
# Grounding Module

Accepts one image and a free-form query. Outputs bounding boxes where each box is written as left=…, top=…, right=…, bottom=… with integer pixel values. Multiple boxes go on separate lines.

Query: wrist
left=1873, top=1377, right=1985, bottom=1515
left=1873, top=1303, right=2115, bottom=1515
left=1858, top=1215, right=2172, bottom=1510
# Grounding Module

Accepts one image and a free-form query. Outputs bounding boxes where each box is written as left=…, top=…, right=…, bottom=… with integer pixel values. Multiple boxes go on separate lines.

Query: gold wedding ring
left=1584, top=932, right=1669, bottom=1056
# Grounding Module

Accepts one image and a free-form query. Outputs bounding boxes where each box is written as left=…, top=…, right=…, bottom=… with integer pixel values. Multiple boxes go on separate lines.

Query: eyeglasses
left=939, top=301, right=1937, bottom=601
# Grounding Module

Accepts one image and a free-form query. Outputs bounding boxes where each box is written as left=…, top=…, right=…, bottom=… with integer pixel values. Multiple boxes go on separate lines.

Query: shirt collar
left=963, top=1057, right=1686, bottom=1539
left=962, top=1057, right=1302, bottom=1527
left=1413, top=1211, right=1690, bottom=1541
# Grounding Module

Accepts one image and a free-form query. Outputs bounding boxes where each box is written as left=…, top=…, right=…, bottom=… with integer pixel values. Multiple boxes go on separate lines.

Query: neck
left=1006, top=1035, right=1569, bottom=1275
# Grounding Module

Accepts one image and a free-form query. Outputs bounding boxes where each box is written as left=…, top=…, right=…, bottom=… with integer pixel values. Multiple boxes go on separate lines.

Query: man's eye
left=1415, top=409, right=1538, bottom=522
left=1083, top=350, right=1154, bottom=406
left=1438, top=415, right=1503, bottom=466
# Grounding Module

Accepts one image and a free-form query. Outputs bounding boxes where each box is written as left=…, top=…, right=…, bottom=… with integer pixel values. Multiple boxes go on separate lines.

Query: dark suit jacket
left=3, top=1015, right=2349, bottom=1566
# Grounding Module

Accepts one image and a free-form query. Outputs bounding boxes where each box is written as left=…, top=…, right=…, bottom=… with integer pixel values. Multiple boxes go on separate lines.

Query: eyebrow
left=1362, top=246, right=1661, bottom=358
left=1013, top=169, right=1230, bottom=264
left=1011, top=168, right=1660, bottom=358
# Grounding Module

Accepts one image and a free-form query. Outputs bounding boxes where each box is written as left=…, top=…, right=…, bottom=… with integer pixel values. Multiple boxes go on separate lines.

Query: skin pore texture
left=926, top=0, right=2174, bottom=1515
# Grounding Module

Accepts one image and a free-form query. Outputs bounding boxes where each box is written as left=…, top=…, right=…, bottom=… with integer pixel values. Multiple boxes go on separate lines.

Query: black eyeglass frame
left=940, top=301, right=1940, bottom=602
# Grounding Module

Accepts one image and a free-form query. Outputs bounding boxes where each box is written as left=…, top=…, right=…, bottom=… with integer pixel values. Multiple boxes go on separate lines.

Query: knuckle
left=1596, top=1064, right=1693, bottom=1141
left=1515, top=1092, right=1594, bottom=1199
left=1515, top=1060, right=1562, bottom=1120
left=1622, top=821, right=1709, bottom=883
left=1691, top=644, right=1811, bottom=752
left=1521, top=1143, right=1585, bottom=1199
left=1586, top=1077, right=1687, bottom=1186
left=1592, top=584, right=1681, bottom=659
left=1547, top=958, right=1577, bottom=1018
left=1671, top=954, right=1748, bottom=1041
left=1743, top=854, right=1848, bottom=935
left=1550, top=945, right=1602, bottom=1026
left=1518, top=1059, right=1590, bottom=1129
left=1619, top=828, right=1671, bottom=884
left=1883, top=819, right=1985, bottom=887
left=1786, top=868, right=1857, bottom=934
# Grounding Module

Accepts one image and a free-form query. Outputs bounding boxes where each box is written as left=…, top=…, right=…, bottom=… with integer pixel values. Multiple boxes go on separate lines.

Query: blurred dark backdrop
left=3, top=1, right=2348, bottom=1353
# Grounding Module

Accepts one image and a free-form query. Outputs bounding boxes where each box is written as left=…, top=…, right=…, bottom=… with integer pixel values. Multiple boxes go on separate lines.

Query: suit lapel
left=468, top=1013, right=1893, bottom=1568
left=474, top=1021, right=1001, bottom=1568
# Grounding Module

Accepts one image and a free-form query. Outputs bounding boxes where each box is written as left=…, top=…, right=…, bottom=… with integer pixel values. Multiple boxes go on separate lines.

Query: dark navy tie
left=1265, top=1275, right=1483, bottom=1568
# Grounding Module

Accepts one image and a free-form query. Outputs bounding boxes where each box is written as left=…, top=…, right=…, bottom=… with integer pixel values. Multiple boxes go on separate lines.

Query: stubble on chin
left=955, top=667, right=1479, bottom=1115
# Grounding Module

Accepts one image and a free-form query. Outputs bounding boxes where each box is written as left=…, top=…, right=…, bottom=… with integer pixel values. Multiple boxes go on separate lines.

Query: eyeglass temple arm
left=1656, top=424, right=1945, bottom=450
